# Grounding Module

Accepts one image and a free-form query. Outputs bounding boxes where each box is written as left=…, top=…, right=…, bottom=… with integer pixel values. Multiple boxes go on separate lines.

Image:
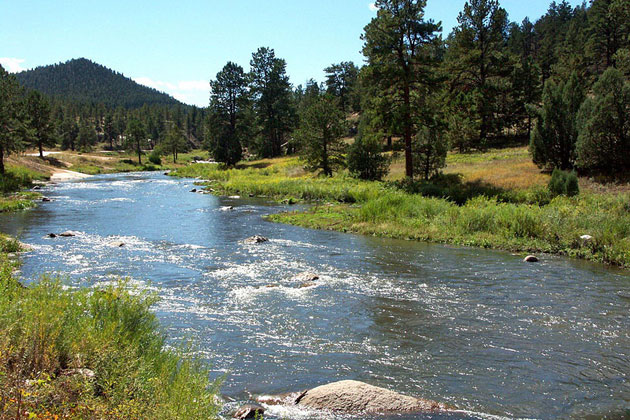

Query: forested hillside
left=15, top=58, right=180, bottom=108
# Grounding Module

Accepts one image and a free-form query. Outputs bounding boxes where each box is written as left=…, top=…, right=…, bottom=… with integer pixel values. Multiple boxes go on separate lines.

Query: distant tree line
left=2, top=0, right=628, bottom=180
left=206, top=0, right=629, bottom=180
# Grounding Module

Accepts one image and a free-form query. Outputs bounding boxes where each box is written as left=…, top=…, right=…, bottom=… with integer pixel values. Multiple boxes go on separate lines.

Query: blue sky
left=1, top=0, right=584, bottom=107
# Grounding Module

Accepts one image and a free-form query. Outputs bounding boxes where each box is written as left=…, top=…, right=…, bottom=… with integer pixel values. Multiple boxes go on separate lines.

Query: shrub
left=148, top=150, right=162, bottom=165
left=549, top=169, right=579, bottom=197
left=347, top=134, right=390, bottom=180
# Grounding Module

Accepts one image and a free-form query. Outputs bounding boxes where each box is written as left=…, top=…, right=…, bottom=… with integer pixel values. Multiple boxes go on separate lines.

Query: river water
left=1, top=172, right=629, bottom=420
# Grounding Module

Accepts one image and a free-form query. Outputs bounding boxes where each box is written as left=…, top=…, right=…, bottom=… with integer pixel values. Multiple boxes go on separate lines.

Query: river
left=0, top=172, right=628, bottom=419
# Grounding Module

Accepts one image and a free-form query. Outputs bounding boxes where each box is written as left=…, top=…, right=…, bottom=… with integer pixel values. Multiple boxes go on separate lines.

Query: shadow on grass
left=390, top=173, right=539, bottom=205
left=236, top=161, right=273, bottom=170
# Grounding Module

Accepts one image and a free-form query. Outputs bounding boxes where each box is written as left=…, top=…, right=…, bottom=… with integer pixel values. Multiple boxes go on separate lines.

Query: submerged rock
left=220, top=206, right=234, bottom=211
left=292, top=272, right=319, bottom=283
left=523, top=255, right=539, bottom=263
left=109, top=241, right=125, bottom=248
left=296, top=380, right=449, bottom=414
left=617, top=291, right=630, bottom=299
left=59, top=231, right=77, bottom=237
left=190, top=188, right=197, bottom=193
left=47, top=233, right=57, bottom=238
left=243, top=235, right=269, bottom=244
left=232, top=403, right=265, bottom=419
left=42, top=197, right=52, bottom=202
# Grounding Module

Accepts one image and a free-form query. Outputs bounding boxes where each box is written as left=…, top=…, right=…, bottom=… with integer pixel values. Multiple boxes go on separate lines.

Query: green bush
left=148, top=151, right=162, bottom=165
left=347, top=135, right=390, bottom=180
left=0, top=269, right=222, bottom=419
left=549, top=169, right=579, bottom=197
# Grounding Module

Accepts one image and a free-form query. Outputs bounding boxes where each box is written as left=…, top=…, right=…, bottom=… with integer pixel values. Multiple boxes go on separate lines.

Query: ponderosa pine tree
left=347, top=111, right=390, bottom=180
left=587, top=0, right=630, bottom=72
left=324, top=62, right=360, bottom=113
left=249, top=47, right=296, bottom=158
left=362, top=0, right=441, bottom=179
left=126, top=118, right=145, bottom=164
left=295, top=94, right=347, bottom=176
left=576, top=68, right=630, bottom=174
left=530, top=72, right=585, bottom=170
left=60, top=116, right=78, bottom=151
left=0, top=65, right=26, bottom=174
left=25, top=90, right=55, bottom=158
left=77, top=119, right=96, bottom=152
left=162, top=125, right=189, bottom=163
left=445, top=0, right=510, bottom=150
left=206, top=62, right=249, bottom=166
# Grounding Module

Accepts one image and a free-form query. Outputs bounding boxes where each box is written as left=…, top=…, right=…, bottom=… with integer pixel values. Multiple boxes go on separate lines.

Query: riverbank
left=0, top=164, right=223, bottom=419
left=171, top=150, right=630, bottom=268
left=0, top=249, right=222, bottom=420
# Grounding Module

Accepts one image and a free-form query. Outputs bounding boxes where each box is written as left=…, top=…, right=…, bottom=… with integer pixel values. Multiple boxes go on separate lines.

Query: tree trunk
left=387, top=136, right=392, bottom=150
left=137, top=141, right=142, bottom=165
left=0, top=146, right=4, bottom=175
left=403, top=83, right=413, bottom=179
left=39, top=141, right=44, bottom=159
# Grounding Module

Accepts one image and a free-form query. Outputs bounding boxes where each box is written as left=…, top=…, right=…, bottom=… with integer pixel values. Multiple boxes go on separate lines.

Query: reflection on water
left=0, top=172, right=629, bottom=420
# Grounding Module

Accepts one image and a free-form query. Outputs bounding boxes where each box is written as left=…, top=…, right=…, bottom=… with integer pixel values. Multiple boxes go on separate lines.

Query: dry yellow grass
left=388, top=147, right=547, bottom=190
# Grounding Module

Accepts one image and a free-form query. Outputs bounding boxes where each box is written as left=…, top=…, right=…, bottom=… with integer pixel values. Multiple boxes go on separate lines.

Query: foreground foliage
left=0, top=256, right=221, bottom=420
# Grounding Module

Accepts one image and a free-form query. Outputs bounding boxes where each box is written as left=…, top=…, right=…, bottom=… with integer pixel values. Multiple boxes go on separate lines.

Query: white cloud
left=0, top=57, right=26, bottom=73
left=368, top=3, right=378, bottom=12
left=134, top=77, right=209, bottom=107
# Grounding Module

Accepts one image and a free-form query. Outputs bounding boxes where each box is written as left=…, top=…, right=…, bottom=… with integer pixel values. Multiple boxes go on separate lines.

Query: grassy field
left=172, top=147, right=630, bottom=268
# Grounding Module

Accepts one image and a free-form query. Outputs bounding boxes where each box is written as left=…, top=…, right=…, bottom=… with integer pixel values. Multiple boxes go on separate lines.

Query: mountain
left=15, top=58, right=183, bottom=108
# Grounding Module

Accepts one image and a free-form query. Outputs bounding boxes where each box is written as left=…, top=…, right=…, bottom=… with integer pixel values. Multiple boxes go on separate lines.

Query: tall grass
left=272, top=191, right=630, bottom=268
left=172, top=163, right=385, bottom=203
left=0, top=260, right=221, bottom=419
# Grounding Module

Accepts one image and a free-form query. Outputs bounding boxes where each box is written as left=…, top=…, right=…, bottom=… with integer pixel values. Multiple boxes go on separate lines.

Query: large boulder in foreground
left=296, top=380, right=448, bottom=414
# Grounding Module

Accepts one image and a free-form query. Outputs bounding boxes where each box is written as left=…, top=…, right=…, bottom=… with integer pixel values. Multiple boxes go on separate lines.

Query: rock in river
left=523, top=255, right=539, bottom=263
left=232, top=403, right=265, bottom=419
left=58, top=231, right=78, bottom=237
left=296, top=380, right=449, bottom=414
left=292, top=272, right=319, bottom=283
left=243, top=235, right=269, bottom=244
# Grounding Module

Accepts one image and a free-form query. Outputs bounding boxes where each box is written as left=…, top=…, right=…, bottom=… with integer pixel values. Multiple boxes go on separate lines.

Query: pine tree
left=249, top=47, right=296, bottom=158
left=445, top=0, right=511, bottom=150
left=530, top=72, right=585, bottom=170
left=0, top=65, right=26, bottom=174
left=25, top=90, right=55, bottom=158
left=587, top=0, right=629, bottom=71
left=126, top=118, right=146, bottom=164
left=206, top=62, right=248, bottom=166
left=576, top=68, right=630, bottom=173
left=295, top=95, right=347, bottom=176
left=161, top=125, right=189, bottom=163
left=324, top=62, right=360, bottom=113
left=362, top=0, right=441, bottom=178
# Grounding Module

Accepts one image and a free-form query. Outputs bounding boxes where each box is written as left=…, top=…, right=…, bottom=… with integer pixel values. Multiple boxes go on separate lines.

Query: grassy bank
left=172, top=151, right=630, bottom=268
left=0, top=252, right=221, bottom=419
left=0, top=166, right=47, bottom=212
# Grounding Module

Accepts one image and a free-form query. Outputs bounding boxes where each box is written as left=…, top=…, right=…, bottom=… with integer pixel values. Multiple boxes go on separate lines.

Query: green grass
left=270, top=191, right=630, bottom=268
left=0, top=257, right=222, bottom=420
left=0, top=166, right=48, bottom=194
left=172, top=160, right=385, bottom=203
left=172, top=155, right=630, bottom=268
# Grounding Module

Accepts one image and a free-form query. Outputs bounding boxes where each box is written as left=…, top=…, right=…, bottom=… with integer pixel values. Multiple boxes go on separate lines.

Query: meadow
left=172, top=148, right=630, bottom=268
